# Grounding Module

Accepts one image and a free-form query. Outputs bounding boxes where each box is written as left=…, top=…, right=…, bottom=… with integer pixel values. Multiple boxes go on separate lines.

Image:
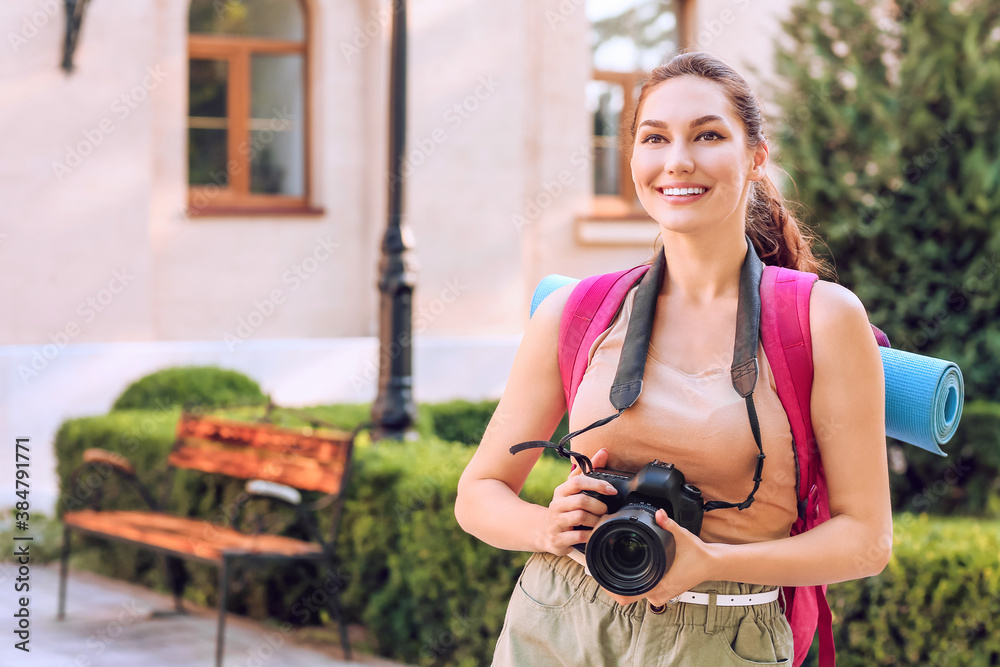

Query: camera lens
left=585, top=505, right=676, bottom=597
left=610, top=532, right=649, bottom=572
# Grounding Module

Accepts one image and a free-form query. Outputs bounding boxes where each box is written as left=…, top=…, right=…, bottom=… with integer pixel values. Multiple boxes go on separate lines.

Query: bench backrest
left=169, top=413, right=352, bottom=495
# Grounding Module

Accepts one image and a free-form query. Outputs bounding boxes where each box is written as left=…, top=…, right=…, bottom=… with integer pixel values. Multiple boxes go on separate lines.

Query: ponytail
left=747, top=173, right=830, bottom=276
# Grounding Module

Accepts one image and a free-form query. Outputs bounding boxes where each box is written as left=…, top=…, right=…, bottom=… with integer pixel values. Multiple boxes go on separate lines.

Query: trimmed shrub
left=422, top=400, right=500, bottom=445
left=831, top=514, right=1000, bottom=666
left=889, top=400, right=1000, bottom=518
left=214, top=401, right=435, bottom=439
left=336, top=437, right=566, bottom=666
left=424, top=399, right=571, bottom=448
left=54, top=409, right=566, bottom=665
left=111, top=366, right=266, bottom=411
left=54, top=409, right=1000, bottom=666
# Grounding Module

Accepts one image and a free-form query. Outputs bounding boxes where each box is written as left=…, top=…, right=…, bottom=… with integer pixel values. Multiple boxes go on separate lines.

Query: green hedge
left=53, top=407, right=566, bottom=665
left=831, top=514, right=1000, bottom=666
left=423, top=399, right=570, bottom=449
left=54, top=409, right=1000, bottom=666
left=421, top=400, right=500, bottom=445
left=111, top=366, right=266, bottom=411
left=889, top=400, right=1000, bottom=518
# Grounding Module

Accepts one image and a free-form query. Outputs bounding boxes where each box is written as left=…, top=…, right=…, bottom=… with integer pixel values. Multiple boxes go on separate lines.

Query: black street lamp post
left=61, top=0, right=91, bottom=73
left=372, top=0, right=417, bottom=440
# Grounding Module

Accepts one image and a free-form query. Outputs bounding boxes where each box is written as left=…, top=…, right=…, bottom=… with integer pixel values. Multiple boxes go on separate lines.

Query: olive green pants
left=492, top=552, right=793, bottom=666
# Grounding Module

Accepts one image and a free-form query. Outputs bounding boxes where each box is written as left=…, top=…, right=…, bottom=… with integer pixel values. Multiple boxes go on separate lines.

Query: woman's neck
left=660, top=231, right=748, bottom=306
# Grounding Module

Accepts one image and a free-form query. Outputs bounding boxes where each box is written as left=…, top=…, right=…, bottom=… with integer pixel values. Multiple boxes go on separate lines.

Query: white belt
left=665, top=589, right=780, bottom=607
left=577, top=554, right=779, bottom=607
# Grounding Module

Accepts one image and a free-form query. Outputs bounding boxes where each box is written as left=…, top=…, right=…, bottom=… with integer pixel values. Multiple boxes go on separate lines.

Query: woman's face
left=630, top=75, right=767, bottom=236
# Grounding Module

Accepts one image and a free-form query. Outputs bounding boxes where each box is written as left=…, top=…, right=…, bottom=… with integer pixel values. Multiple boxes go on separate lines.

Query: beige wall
left=1, top=0, right=800, bottom=514
left=1, top=0, right=797, bottom=347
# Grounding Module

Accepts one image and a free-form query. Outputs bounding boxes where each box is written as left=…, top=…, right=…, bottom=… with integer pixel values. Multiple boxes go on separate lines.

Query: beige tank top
left=568, top=284, right=798, bottom=545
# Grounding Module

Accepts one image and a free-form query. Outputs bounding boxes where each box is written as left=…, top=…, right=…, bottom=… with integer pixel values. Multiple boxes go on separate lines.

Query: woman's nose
left=663, top=143, right=695, bottom=175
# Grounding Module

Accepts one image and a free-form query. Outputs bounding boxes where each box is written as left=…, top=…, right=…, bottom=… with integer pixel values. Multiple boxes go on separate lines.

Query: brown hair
left=630, top=51, right=829, bottom=276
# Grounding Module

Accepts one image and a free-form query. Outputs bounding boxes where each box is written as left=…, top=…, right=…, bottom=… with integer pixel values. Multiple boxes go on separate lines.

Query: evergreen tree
left=776, top=0, right=1000, bottom=402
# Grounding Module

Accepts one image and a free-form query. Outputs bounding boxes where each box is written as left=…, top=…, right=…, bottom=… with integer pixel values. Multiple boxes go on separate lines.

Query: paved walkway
left=0, top=562, right=408, bottom=667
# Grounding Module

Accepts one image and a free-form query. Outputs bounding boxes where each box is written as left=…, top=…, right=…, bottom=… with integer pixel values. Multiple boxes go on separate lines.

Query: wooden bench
left=58, top=410, right=357, bottom=666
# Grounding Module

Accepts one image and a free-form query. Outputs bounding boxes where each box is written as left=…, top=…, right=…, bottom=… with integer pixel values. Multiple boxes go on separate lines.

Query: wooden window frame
left=586, top=0, right=693, bottom=222
left=590, top=69, right=644, bottom=220
left=187, top=12, right=319, bottom=217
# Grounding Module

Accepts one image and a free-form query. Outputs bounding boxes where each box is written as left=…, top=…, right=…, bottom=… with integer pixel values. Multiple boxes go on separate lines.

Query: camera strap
left=510, top=236, right=766, bottom=512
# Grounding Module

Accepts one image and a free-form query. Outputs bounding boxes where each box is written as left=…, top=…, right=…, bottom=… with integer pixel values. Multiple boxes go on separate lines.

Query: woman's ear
left=749, top=141, right=769, bottom=181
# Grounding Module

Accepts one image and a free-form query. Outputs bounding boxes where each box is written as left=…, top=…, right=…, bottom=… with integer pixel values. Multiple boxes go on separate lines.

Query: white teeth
left=661, top=187, right=706, bottom=196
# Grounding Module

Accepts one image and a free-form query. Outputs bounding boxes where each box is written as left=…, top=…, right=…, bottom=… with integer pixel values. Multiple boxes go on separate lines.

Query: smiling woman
left=455, top=51, right=890, bottom=667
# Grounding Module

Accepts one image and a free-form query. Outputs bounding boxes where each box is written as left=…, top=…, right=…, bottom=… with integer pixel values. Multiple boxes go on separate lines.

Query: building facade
left=1, top=0, right=795, bottom=511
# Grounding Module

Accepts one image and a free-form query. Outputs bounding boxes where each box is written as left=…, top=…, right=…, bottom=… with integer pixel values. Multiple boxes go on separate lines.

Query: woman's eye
left=698, top=131, right=724, bottom=141
left=641, top=134, right=665, bottom=144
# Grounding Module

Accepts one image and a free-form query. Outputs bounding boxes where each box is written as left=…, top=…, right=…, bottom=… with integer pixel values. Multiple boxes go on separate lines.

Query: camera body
left=576, top=460, right=705, bottom=596
left=582, top=459, right=704, bottom=536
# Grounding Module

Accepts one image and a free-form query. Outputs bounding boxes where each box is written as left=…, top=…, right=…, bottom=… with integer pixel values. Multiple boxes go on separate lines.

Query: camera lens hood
left=585, top=504, right=676, bottom=597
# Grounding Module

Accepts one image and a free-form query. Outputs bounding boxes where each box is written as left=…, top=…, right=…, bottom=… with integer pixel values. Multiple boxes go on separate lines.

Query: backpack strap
left=761, top=266, right=891, bottom=667
left=558, top=265, right=650, bottom=413
left=760, top=266, right=836, bottom=667
left=760, top=265, right=819, bottom=515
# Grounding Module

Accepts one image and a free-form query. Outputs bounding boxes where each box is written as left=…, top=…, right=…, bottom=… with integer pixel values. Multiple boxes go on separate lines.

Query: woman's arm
left=623, top=280, right=893, bottom=606
left=454, top=285, right=618, bottom=554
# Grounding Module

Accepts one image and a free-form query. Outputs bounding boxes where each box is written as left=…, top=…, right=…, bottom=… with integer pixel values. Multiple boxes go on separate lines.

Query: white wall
left=0, top=0, right=798, bottom=514
left=0, top=336, right=520, bottom=515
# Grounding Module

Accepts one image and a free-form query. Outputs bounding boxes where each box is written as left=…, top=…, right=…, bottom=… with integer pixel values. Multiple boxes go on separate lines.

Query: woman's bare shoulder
left=808, top=279, right=882, bottom=389
left=809, top=279, right=872, bottom=341
left=525, top=282, right=576, bottom=343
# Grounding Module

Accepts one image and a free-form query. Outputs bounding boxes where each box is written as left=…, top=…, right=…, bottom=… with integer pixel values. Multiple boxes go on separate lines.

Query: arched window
left=587, top=0, right=686, bottom=217
left=187, top=0, right=311, bottom=215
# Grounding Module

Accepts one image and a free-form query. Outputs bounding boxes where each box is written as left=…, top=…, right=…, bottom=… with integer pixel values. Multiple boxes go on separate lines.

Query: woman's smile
left=656, top=182, right=711, bottom=205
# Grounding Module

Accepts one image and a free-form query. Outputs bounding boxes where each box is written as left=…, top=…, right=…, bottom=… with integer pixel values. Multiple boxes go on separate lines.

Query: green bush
left=54, top=408, right=1000, bottom=666
left=776, top=0, right=1000, bottom=402
left=214, top=401, right=435, bottom=439
left=111, top=366, right=266, bottom=411
left=336, top=437, right=566, bottom=666
left=830, top=514, right=1000, bottom=666
left=889, top=400, right=1000, bottom=518
left=53, top=408, right=567, bottom=665
left=423, top=400, right=500, bottom=445
left=424, top=399, right=570, bottom=448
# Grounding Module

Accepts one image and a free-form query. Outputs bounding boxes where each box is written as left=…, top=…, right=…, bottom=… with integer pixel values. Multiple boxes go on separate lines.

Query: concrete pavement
left=0, top=562, right=408, bottom=667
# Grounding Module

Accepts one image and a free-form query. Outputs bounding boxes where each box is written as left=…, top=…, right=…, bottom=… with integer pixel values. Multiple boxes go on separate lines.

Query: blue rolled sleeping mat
left=530, top=274, right=964, bottom=456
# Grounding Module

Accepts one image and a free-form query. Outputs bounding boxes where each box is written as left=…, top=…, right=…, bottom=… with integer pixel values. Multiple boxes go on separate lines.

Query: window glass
left=588, top=0, right=679, bottom=72
left=189, top=0, right=305, bottom=40
left=249, top=54, right=304, bottom=196
left=587, top=80, right=624, bottom=196
left=188, top=59, right=229, bottom=186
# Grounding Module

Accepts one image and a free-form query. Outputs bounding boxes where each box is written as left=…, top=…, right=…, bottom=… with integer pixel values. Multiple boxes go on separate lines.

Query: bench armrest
left=67, top=449, right=159, bottom=512
left=83, top=448, right=136, bottom=476
left=245, top=480, right=302, bottom=506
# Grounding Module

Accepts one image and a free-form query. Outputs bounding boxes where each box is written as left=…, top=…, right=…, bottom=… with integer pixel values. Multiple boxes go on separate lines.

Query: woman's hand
left=601, top=509, right=716, bottom=608
left=540, top=448, right=618, bottom=556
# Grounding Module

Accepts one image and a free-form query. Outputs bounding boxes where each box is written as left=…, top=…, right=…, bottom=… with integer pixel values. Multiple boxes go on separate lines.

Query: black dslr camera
left=577, top=460, right=704, bottom=596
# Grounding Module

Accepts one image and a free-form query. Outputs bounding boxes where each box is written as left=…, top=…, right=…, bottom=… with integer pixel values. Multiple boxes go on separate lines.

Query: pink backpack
left=556, top=262, right=891, bottom=667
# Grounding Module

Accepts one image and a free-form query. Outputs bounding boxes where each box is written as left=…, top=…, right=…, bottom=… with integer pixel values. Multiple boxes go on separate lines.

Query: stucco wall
left=2, top=0, right=797, bottom=347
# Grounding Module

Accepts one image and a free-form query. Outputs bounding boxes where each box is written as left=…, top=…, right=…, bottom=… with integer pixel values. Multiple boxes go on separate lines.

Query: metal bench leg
left=166, top=556, right=187, bottom=613
left=57, top=527, right=71, bottom=620
left=322, top=558, right=351, bottom=660
left=327, top=589, right=351, bottom=660
left=216, top=557, right=230, bottom=667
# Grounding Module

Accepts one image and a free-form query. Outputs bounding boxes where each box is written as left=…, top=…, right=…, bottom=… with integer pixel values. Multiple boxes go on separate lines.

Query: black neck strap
left=511, top=236, right=767, bottom=512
